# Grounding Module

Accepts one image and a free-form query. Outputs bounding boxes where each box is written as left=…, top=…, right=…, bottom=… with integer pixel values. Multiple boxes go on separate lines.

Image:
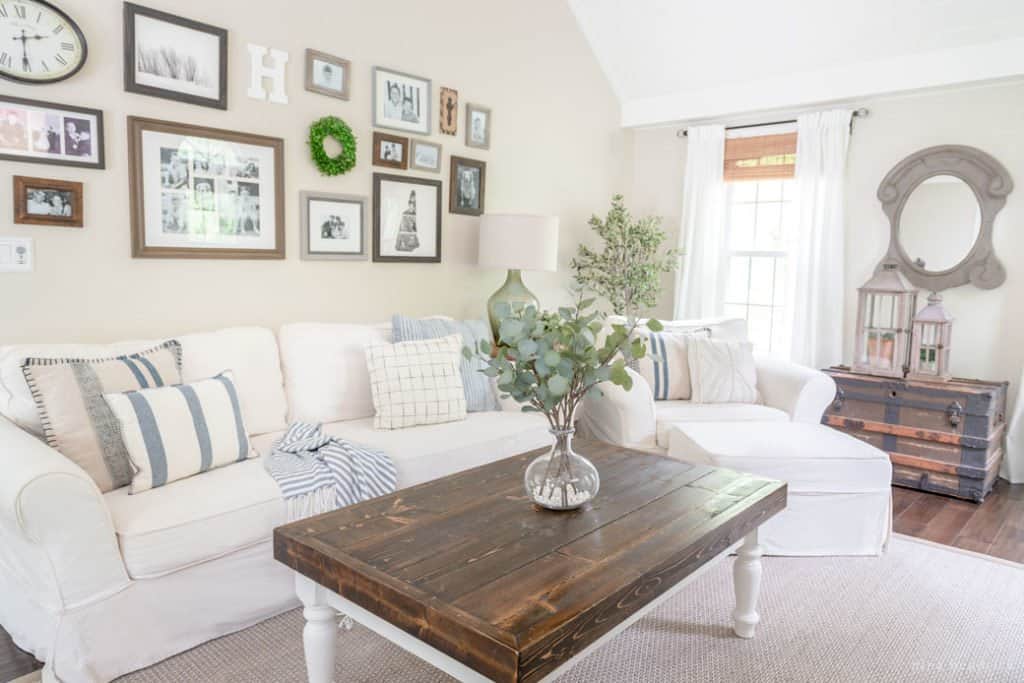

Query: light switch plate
left=0, top=237, right=34, bottom=272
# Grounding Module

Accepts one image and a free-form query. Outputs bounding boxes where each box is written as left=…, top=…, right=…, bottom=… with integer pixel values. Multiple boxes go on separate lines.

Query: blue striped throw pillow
left=391, top=315, right=499, bottom=412
left=635, top=330, right=710, bottom=401
left=104, top=371, right=253, bottom=493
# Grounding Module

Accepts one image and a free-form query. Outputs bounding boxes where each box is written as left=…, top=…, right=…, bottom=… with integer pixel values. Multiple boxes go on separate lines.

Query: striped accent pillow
left=635, top=330, right=710, bottom=401
left=21, top=341, right=182, bottom=492
left=104, top=371, right=253, bottom=493
left=391, top=315, right=499, bottom=412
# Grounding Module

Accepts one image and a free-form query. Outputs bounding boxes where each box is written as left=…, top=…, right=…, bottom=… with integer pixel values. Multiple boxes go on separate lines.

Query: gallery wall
left=0, top=0, right=625, bottom=343
left=626, top=79, right=1024, bottom=417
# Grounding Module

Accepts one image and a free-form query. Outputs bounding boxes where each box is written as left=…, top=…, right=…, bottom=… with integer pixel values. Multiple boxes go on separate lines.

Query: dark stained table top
left=274, top=439, right=786, bottom=682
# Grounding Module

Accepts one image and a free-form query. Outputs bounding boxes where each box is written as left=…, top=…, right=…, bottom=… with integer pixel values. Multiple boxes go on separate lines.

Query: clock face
left=0, top=0, right=87, bottom=83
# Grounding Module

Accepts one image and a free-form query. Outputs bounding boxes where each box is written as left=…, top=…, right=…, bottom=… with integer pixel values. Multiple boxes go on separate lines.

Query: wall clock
left=0, top=0, right=87, bottom=84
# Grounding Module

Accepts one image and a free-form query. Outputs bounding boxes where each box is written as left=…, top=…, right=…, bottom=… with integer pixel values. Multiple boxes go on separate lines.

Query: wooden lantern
left=852, top=263, right=918, bottom=378
left=907, top=292, right=953, bottom=382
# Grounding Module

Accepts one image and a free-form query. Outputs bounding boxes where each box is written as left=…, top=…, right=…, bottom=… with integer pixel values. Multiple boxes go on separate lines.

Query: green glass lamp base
left=487, top=269, right=538, bottom=340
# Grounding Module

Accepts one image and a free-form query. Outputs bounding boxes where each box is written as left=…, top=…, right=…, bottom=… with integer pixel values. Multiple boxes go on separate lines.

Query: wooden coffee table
left=274, top=440, right=786, bottom=683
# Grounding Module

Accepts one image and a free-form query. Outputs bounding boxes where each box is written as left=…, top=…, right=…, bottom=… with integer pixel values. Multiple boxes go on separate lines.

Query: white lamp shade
left=477, top=214, right=559, bottom=272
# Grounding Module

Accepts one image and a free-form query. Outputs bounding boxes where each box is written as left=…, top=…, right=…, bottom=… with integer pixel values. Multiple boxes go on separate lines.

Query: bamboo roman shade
left=723, top=132, right=797, bottom=181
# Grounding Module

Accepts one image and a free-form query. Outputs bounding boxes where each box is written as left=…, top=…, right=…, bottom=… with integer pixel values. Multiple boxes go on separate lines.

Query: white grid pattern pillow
left=365, top=334, right=467, bottom=430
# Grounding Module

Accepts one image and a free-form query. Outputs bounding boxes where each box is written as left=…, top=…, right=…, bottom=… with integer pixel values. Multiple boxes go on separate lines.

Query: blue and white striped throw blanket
left=263, top=422, right=398, bottom=520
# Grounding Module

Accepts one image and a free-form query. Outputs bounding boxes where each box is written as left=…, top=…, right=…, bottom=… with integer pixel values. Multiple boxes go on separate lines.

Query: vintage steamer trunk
left=822, top=367, right=1007, bottom=502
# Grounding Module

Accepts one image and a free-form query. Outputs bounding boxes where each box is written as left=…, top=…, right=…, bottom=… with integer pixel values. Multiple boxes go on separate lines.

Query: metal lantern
left=907, top=292, right=954, bottom=382
left=852, top=263, right=918, bottom=378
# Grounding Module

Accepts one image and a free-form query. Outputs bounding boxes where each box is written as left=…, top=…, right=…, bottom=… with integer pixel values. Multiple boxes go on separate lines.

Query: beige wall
left=0, top=0, right=624, bottom=344
left=626, top=81, right=1024, bottom=394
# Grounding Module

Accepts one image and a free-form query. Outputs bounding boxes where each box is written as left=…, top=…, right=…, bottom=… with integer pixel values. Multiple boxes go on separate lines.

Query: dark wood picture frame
left=123, top=2, right=228, bottom=110
left=372, top=173, right=442, bottom=263
left=373, top=132, right=409, bottom=170
left=128, top=116, right=285, bottom=259
left=0, top=95, right=105, bottom=169
left=449, top=156, right=486, bottom=216
left=13, top=176, right=84, bottom=227
left=305, top=49, right=351, bottom=100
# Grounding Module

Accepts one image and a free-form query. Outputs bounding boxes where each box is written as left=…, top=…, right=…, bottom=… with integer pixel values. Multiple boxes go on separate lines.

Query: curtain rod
left=677, top=108, right=870, bottom=138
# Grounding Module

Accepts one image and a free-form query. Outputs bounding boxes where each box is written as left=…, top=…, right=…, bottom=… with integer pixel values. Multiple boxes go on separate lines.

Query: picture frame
left=305, top=49, right=350, bottom=100
left=373, top=132, right=409, bottom=170
left=123, top=2, right=228, bottom=110
left=465, top=103, right=491, bottom=150
left=439, top=87, right=458, bottom=135
left=0, top=95, right=104, bottom=169
left=300, top=191, right=367, bottom=261
left=13, top=176, right=84, bottom=228
left=410, top=140, right=442, bottom=173
left=449, top=156, right=486, bottom=216
left=372, top=66, right=431, bottom=136
left=373, top=173, right=442, bottom=263
left=127, top=116, right=285, bottom=259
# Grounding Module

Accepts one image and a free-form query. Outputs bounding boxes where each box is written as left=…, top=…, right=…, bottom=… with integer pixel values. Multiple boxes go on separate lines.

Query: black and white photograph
left=13, top=176, right=84, bottom=228
left=373, top=132, right=409, bottom=170
left=129, top=116, right=284, bottom=258
left=301, top=191, right=367, bottom=260
left=410, top=140, right=442, bottom=173
left=373, top=173, right=442, bottom=263
left=373, top=67, right=431, bottom=135
left=449, top=156, right=486, bottom=216
left=305, top=49, right=350, bottom=100
left=124, top=3, right=228, bottom=110
left=466, top=103, right=491, bottom=149
left=0, top=96, right=104, bottom=169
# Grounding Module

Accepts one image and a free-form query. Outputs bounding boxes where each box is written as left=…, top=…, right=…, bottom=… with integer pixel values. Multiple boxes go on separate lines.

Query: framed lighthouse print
left=128, top=116, right=284, bottom=259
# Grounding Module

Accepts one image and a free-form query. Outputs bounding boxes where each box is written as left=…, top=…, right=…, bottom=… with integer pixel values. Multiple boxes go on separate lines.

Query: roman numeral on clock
left=40, top=59, right=48, bottom=71
left=61, top=41, right=74, bottom=51
left=53, top=24, right=63, bottom=34
left=0, top=52, right=10, bottom=68
left=14, top=4, right=25, bottom=18
left=55, top=54, right=66, bottom=65
left=0, top=5, right=7, bottom=18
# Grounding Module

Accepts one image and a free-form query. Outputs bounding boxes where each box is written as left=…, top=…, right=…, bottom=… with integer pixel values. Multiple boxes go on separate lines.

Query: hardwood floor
left=2, top=481, right=1022, bottom=682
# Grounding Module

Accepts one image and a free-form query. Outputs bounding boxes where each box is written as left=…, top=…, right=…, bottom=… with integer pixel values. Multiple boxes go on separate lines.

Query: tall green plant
left=572, top=195, right=679, bottom=320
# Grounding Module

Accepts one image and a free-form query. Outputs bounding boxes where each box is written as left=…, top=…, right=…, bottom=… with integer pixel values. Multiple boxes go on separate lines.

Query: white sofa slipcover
left=668, top=422, right=893, bottom=556
left=0, top=323, right=550, bottom=683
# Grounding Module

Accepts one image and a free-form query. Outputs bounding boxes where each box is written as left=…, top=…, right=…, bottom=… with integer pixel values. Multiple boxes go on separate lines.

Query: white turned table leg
left=296, top=574, right=337, bottom=683
left=732, top=529, right=763, bottom=639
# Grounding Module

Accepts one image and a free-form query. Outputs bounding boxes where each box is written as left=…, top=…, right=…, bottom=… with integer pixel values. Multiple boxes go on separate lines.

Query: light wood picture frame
left=372, top=66, right=431, bottom=136
left=300, top=191, right=367, bottom=260
left=128, top=116, right=285, bottom=259
left=373, top=132, right=409, bottom=170
left=305, top=49, right=351, bottom=100
left=13, top=176, right=84, bottom=227
left=410, top=140, right=442, bottom=173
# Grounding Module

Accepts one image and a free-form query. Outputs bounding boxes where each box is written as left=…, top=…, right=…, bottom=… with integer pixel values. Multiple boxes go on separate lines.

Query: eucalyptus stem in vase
left=467, top=296, right=662, bottom=510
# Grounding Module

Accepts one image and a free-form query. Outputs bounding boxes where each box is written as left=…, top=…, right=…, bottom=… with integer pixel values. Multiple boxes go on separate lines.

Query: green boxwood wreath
left=308, top=116, right=357, bottom=176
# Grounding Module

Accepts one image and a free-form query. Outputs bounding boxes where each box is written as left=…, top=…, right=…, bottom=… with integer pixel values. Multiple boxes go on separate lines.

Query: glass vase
left=525, top=428, right=600, bottom=511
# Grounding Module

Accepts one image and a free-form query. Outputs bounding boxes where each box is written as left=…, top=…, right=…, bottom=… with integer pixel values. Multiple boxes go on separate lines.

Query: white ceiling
left=568, top=0, right=1024, bottom=126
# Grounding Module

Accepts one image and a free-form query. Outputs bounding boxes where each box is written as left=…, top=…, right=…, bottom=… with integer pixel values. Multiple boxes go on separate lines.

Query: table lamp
left=477, top=214, right=559, bottom=338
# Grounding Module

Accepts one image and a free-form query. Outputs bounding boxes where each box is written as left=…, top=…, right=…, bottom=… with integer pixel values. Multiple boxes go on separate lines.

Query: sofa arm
left=0, top=416, right=129, bottom=611
left=754, top=354, right=836, bottom=424
left=580, top=368, right=659, bottom=450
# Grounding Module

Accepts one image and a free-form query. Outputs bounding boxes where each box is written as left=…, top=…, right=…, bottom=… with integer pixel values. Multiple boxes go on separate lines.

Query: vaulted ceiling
left=568, top=0, right=1024, bottom=126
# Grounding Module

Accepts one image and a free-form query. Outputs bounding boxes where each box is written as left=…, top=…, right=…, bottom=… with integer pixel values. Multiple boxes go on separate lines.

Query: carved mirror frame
left=876, top=144, right=1013, bottom=291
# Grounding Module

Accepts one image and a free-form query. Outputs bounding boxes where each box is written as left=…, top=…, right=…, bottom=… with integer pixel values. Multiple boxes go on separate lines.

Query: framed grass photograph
left=128, top=116, right=284, bottom=259
left=13, top=176, right=83, bottom=227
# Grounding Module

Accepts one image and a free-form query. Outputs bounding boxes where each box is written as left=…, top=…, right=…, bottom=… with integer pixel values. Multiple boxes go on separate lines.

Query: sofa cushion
left=667, top=422, right=892, bottom=494
left=0, top=338, right=159, bottom=436
left=253, top=411, right=551, bottom=489
left=688, top=337, right=760, bottom=404
left=279, top=322, right=392, bottom=424
left=105, top=458, right=284, bottom=579
left=176, top=327, right=287, bottom=436
left=654, top=401, right=787, bottom=448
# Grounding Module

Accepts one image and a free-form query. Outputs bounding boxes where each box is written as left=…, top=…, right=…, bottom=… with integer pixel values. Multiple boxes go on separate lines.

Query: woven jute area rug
left=89, top=536, right=1016, bottom=682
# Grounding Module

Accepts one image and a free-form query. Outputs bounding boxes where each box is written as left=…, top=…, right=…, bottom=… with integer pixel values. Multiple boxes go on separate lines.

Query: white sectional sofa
left=0, top=323, right=551, bottom=683
left=580, top=317, right=838, bottom=452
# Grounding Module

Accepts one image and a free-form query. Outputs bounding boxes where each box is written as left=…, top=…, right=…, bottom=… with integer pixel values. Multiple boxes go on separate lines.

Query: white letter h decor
left=247, top=44, right=289, bottom=104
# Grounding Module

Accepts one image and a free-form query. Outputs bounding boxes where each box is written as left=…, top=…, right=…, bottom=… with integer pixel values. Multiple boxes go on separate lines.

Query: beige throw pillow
left=22, top=341, right=182, bottom=491
left=365, top=334, right=467, bottom=430
left=687, top=337, right=760, bottom=404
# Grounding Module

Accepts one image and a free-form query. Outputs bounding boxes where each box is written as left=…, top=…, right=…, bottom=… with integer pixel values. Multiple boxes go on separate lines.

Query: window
left=722, top=176, right=797, bottom=355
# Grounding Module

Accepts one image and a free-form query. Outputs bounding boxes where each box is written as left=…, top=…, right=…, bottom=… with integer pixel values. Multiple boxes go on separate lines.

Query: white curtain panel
left=787, top=109, right=853, bottom=368
left=674, top=125, right=727, bottom=319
